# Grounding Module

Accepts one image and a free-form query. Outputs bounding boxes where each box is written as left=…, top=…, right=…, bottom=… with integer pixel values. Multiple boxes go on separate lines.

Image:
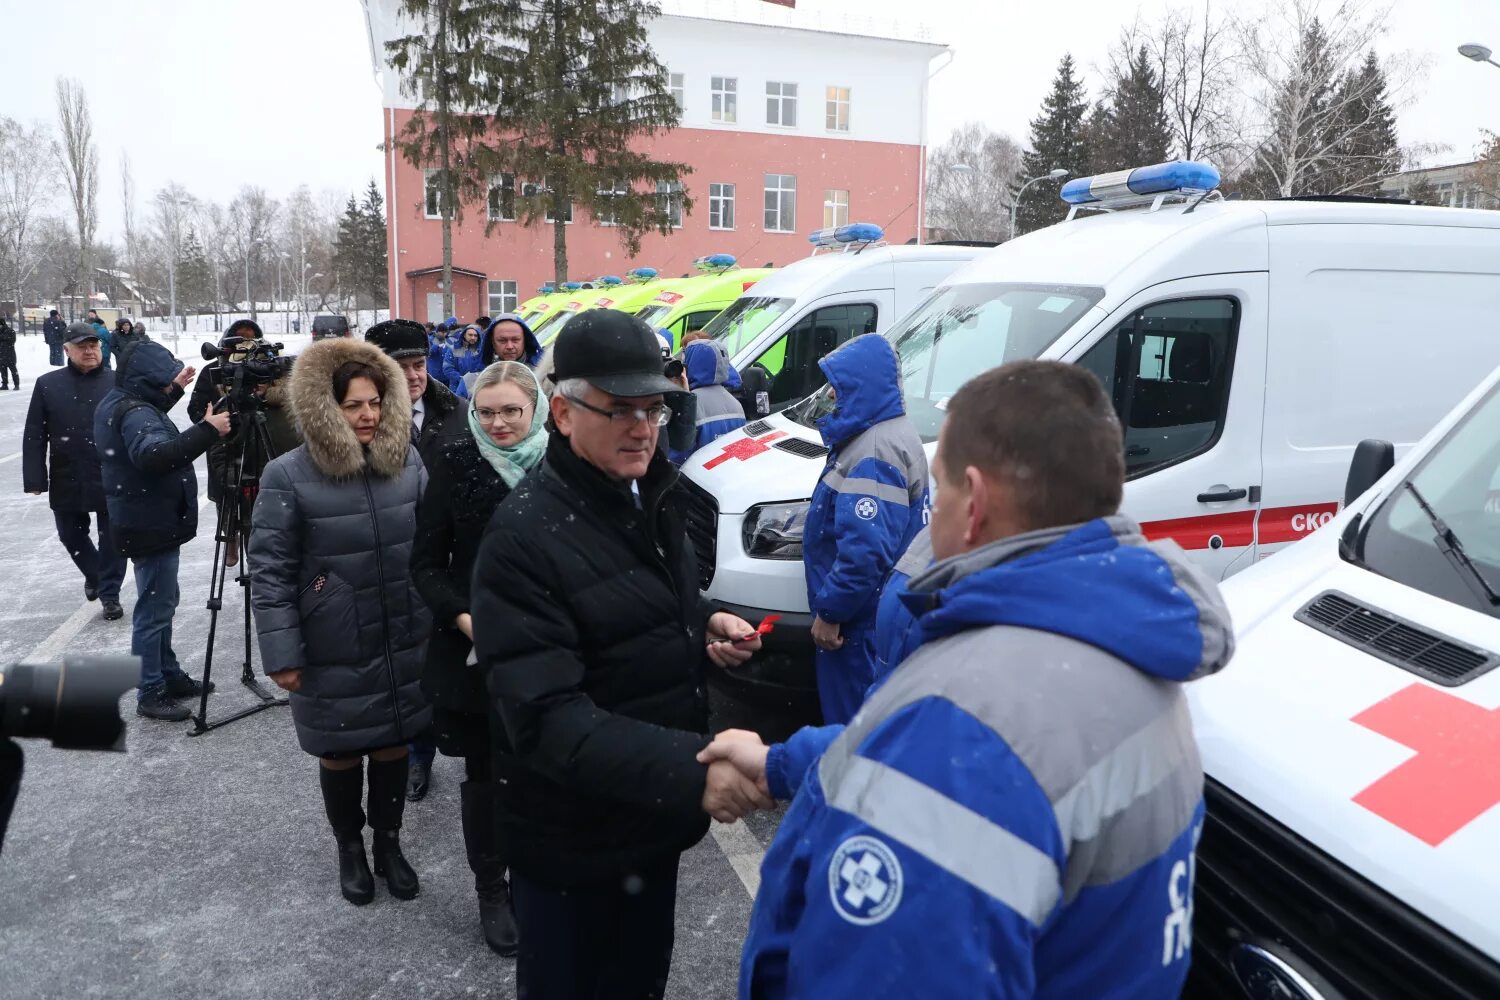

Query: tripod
left=189, top=393, right=288, bottom=736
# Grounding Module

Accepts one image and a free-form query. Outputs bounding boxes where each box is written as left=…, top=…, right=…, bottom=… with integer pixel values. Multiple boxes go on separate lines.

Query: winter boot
left=136, top=686, right=190, bottom=722
left=368, top=755, right=420, bottom=900
left=462, top=780, right=519, bottom=956
left=319, top=762, right=374, bottom=906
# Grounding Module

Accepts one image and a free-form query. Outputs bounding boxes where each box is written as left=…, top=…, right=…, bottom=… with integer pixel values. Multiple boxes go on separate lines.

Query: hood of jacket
left=288, top=337, right=412, bottom=480
left=816, top=333, right=905, bottom=449
left=684, top=340, right=733, bottom=390
left=901, top=515, right=1233, bottom=683
left=116, top=340, right=184, bottom=411
left=482, top=314, right=542, bottom=368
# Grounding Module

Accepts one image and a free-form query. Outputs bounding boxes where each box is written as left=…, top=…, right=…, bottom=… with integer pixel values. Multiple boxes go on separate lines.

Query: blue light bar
left=561, top=281, right=582, bottom=292
left=1060, top=160, right=1220, bottom=205
left=628, top=267, right=658, bottom=280
left=693, top=253, right=737, bottom=272
left=538, top=283, right=555, bottom=294
left=598, top=275, right=624, bottom=286
left=807, top=222, right=885, bottom=247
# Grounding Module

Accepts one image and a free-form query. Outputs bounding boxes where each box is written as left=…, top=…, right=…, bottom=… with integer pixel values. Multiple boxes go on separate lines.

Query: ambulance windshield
left=704, top=296, right=796, bottom=355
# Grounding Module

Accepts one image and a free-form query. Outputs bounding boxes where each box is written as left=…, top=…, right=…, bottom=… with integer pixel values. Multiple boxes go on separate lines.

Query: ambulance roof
left=744, top=243, right=982, bottom=300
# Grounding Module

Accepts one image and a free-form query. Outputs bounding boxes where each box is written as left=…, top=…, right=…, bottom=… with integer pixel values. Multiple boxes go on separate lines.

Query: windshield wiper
left=1404, top=481, right=1500, bottom=606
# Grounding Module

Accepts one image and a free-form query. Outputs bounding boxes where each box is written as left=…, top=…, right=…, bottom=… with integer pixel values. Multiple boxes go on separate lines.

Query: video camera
left=200, top=337, right=295, bottom=410
left=0, top=656, right=136, bottom=853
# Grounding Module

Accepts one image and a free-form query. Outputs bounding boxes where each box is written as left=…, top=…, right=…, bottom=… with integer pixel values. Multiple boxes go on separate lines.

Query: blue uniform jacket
left=673, top=340, right=747, bottom=464
left=803, top=334, right=928, bottom=633
left=742, top=517, right=1233, bottom=999
left=442, top=339, right=485, bottom=392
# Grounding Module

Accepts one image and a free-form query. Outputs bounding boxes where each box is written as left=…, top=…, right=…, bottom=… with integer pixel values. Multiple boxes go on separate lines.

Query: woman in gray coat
left=250, top=336, right=432, bottom=906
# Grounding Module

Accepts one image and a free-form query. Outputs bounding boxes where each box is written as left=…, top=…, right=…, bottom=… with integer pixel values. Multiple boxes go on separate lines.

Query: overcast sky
left=3, top=0, right=1493, bottom=244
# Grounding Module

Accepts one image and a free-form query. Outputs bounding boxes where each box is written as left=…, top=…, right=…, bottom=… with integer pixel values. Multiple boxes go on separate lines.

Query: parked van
left=532, top=282, right=618, bottom=344
left=517, top=284, right=558, bottom=322
left=537, top=269, right=668, bottom=341
left=633, top=256, right=774, bottom=350
left=703, top=225, right=987, bottom=413
left=684, top=160, right=1500, bottom=708
left=1185, top=367, right=1500, bottom=997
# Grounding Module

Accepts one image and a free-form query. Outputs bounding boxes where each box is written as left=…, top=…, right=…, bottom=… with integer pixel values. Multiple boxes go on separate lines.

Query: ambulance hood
left=1191, top=521, right=1500, bottom=961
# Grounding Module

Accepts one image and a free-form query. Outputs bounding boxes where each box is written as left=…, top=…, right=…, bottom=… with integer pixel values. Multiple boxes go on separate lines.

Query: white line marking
left=710, top=819, right=766, bottom=899
left=0, top=452, right=21, bottom=465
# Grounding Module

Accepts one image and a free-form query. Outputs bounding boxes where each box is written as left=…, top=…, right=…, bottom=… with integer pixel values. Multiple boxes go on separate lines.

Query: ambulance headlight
left=743, top=500, right=810, bottom=559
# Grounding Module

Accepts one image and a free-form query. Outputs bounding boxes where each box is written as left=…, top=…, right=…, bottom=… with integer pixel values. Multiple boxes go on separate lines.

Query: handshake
left=698, top=729, right=775, bottom=824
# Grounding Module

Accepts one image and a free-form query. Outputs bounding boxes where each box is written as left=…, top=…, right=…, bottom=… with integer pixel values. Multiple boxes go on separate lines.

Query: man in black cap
left=24, top=323, right=127, bottom=619
left=470, top=309, right=769, bottom=1000
left=43, top=309, right=67, bottom=366
left=365, top=318, right=462, bottom=800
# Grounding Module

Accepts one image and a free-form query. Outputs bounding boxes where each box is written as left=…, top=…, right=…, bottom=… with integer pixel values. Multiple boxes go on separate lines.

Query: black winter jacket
left=472, top=431, right=713, bottom=885
left=43, top=317, right=66, bottom=347
left=0, top=322, right=16, bottom=366
left=411, top=433, right=513, bottom=714
left=23, top=360, right=114, bottom=511
left=187, top=364, right=301, bottom=501
left=93, top=342, right=217, bottom=557
left=249, top=338, right=432, bottom=757
left=414, top=377, right=464, bottom=469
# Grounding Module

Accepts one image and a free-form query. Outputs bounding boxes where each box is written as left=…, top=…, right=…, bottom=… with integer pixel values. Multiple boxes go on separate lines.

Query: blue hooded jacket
left=803, top=334, right=928, bottom=632
left=742, top=516, right=1233, bottom=999
left=681, top=340, right=747, bottom=458
left=427, top=326, right=451, bottom=382
left=94, top=341, right=217, bottom=557
left=442, top=327, right=486, bottom=392
left=456, top=314, right=543, bottom=398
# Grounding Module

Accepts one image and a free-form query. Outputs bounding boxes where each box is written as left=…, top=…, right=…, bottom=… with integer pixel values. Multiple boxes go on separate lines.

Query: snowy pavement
left=0, top=331, right=780, bottom=999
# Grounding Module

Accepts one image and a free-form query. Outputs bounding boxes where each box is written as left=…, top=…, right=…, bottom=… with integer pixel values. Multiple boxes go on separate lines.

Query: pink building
left=361, top=0, right=946, bottom=323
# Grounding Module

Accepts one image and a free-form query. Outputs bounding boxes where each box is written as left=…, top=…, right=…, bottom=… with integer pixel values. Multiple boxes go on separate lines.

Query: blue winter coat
left=94, top=341, right=217, bottom=557
left=742, top=516, right=1234, bottom=999
left=427, top=331, right=451, bottom=383
left=442, top=338, right=485, bottom=393
left=90, top=320, right=113, bottom=367
left=803, top=334, right=928, bottom=634
left=673, top=340, right=746, bottom=464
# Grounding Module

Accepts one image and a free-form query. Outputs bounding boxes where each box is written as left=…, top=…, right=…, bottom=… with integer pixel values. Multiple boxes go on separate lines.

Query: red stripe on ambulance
left=1140, top=511, right=1256, bottom=551
left=1257, top=503, right=1341, bottom=544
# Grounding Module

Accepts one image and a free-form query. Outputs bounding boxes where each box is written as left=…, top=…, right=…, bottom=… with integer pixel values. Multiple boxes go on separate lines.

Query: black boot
left=319, top=763, right=374, bottom=905
left=462, top=780, right=519, bottom=956
left=368, top=755, right=420, bottom=900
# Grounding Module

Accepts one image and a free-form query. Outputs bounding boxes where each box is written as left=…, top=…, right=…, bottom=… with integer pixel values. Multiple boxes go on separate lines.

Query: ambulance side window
left=756, top=302, right=878, bottom=409
left=1077, top=297, right=1239, bottom=478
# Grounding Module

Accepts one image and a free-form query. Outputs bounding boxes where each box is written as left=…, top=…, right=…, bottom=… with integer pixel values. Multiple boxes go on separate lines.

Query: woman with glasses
left=409, top=360, right=546, bottom=956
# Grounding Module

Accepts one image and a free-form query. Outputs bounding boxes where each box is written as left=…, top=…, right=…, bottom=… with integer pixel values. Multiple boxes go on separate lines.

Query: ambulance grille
left=742, top=420, right=773, bottom=436
left=773, top=438, right=829, bottom=460
left=1295, top=590, right=1499, bottom=686
left=680, top=477, right=718, bottom=589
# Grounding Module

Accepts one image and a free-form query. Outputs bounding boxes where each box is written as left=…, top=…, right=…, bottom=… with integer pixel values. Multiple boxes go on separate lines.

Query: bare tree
left=196, top=200, right=232, bottom=323
left=1468, top=131, right=1500, bottom=206
left=0, top=117, right=60, bottom=321
left=54, top=79, right=99, bottom=317
left=152, top=183, right=196, bottom=334
left=227, top=186, right=278, bottom=320
left=925, top=122, right=1023, bottom=243
left=120, top=150, right=143, bottom=289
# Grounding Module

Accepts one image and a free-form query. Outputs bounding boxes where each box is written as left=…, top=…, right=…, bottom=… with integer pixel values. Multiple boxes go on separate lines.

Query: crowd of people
left=18, top=304, right=1228, bottom=998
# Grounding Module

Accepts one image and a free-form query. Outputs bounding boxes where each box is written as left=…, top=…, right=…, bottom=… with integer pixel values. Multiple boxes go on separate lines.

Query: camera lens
left=0, top=656, right=136, bottom=751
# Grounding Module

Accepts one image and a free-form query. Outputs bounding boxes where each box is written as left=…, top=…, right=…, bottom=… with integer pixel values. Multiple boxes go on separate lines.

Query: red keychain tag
left=738, top=614, right=781, bottom=642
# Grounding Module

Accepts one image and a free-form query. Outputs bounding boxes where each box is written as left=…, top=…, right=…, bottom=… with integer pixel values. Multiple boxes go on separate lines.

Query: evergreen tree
left=176, top=227, right=214, bottom=312
left=333, top=195, right=363, bottom=305
left=359, top=180, right=388, bottom=308
left=1090, top=46, right=1172, bottom=175
left=1015, top=54, right=1091, bottom=235
left=1324, top=51, right=1400, bottom=195
left=1241, top=17, right=1339, bottom=198
left=1403, top=175, right=1443, bottom=207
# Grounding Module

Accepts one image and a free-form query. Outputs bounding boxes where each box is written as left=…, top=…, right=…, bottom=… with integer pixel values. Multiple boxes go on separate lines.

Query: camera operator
left=188, top=319, right=300, bottom=567
left=95, top=340, right=231, bottom=722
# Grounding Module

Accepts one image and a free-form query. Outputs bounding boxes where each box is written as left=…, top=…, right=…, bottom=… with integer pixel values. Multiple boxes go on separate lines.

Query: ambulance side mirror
left=1345, top=439, right=1395, bottom=507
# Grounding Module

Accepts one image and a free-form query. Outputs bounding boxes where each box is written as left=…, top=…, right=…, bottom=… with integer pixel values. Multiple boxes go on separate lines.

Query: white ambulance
left=680, top=161, right=1500, bottom=705
left=700, top=225, right=987, bottom=414
left=1186, top=365, right=1500, bottom=996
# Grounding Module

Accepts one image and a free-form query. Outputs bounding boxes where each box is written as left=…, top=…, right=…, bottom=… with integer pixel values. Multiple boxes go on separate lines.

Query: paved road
left=0, top=336, right=785, bottom=999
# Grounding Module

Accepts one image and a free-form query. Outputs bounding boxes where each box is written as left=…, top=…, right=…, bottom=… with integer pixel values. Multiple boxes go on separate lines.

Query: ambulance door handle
left=1196, top=488, right=1248, bottom=503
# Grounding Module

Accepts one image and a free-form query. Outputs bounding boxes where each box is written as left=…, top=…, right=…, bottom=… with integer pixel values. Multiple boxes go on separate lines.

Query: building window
left=764, top=174, right=797, bottom=233
left=709, top=182, right=736, bottom=230
left=667, top=72, right=685, bottom=112
left=523, top=180, right=572, bottom=224
left=823, top=189, right=849, bottom=228
left=766, top=81, right=798, bottom=127
left=423, top=168, right=450, bottom=219
left=826, top=86, right=851, bottom=132
left=711, top=76, right=737, bottom=123
left=488, top=279, right=518, bottom=316
left=487, top=174, right=515, bottom=221
left=596, top=180, right=630, bottom=226
left=612, top=81, right=631, bottom=106
left=656, top=180, right=683, bottom=228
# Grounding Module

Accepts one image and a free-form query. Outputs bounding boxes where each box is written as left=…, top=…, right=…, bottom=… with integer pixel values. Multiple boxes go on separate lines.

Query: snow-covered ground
left=0, top=330, right=777, bottom=999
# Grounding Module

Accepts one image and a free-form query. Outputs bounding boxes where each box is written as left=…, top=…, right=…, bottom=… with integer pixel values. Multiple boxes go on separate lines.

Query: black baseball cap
left=551, top=309, right=681, bottom=398
left=365, top=319, right=429, bottom=360
left=65, top=322, right=100, bottom=344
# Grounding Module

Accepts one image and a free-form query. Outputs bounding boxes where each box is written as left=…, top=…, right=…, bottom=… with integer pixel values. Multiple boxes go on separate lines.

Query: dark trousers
left=53, top=509, right=127, bottom=601
left=48, top=343, right=63, bottom=366
left=0, top=362, right=16, bottom=387
left=511, top=856, right=680, bottom=1000
left=131, top=547, right=187, bottom=699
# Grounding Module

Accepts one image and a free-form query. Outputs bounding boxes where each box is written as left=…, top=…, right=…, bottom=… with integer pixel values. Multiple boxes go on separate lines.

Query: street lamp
left=1459, top=43, right=1500, bottom=68
left=1010, top=168, right=1070, bottom=241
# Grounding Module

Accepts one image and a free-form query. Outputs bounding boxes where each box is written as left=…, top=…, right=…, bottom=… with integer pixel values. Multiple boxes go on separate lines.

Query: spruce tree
left=1015, top=54, right=1091, bottom=236
left=1325, top=51, right=1400, bottom=195
left=176, top=227, right=214, bottom=312
left=1091, top=46, right=1172, bottom=175
left=359, top=180, right=389, bottom=308
left=333, top=195, right=363, bottom=305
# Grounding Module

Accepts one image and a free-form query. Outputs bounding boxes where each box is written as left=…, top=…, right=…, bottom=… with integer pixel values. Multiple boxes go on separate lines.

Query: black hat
left=225, top=318, right=263, bottom=342
left=64, top=322, right=100, bottom=344
left=551, top=309, right=682, bottom=397
left=365, top=319, right=429, bottom=360
left=49, top=309, right=59, bottom=317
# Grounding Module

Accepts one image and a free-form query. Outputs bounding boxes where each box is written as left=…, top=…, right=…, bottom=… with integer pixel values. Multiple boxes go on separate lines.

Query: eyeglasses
left=566, top=394, right=672, bottom=427
left=475, top=404, right=532, bottom=424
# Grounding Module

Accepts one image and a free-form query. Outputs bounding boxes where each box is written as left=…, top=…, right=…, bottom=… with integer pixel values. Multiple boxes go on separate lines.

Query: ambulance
left=682, top=159, right=1500, bottom=708
left=702, top=223, right=986, bottom=413
left=538, top=268, right=667, bottom=340
left=532, top=281, right=617, bottom=345
left=1186, top=364, right=1500, bottom=996
left=633, top=255, right=775, bottom=350
left=516, top=283, right=558, bottom=323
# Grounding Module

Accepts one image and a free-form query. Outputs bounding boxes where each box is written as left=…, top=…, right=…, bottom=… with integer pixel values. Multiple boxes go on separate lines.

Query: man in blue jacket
left=803, top=334, right=928, bottom=724
left=671, top=339, right=746, bottom=464
left=734, top=360, right=1232, bottom=999
left=95, top=340, right=230, bottom=720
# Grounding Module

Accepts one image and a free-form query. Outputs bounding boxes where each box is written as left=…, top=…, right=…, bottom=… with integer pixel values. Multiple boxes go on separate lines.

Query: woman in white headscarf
left=409, top=360, right=547, bottom=956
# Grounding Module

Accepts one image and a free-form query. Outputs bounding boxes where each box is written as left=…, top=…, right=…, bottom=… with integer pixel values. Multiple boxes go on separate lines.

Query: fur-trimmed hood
left=289, top=337, right=412, bottom=480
